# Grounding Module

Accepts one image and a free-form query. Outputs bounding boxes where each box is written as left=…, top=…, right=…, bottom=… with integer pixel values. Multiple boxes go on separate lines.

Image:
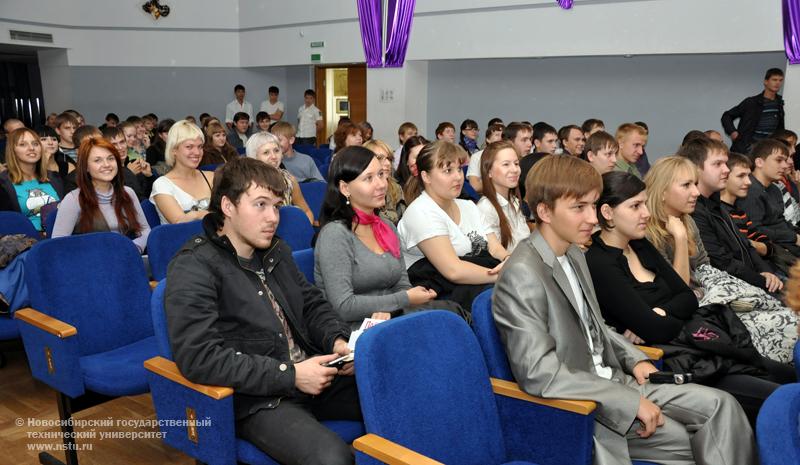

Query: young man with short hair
left=467, top=122, right=504, bottom=193
left=259, top=86, right=285, bottom=124
left=55, top=112, right=79, bottom=161
left=100, top=112, right=119, bottom=130
left=435, top=122, right=456, bottom=143
left=226, top=84, right=253, bottom=129
left=722, top=68, right=785, bottom=153
left=493, top=154, right=755, bottom=465
left=297, top=89, right=323, bottom=146
left=678, top=138, right=783, bottom=292
left=519, top=122, right=556, bottom=202
left=769, top=129, right=800, bottom=227
left=392, top=122, right=418, bottom=170
left=558, top=124, right=586, bottom=157
left=721, top=152, right=794, bottom=275
left=228, top=112, right=252, bottom=149
left=166, top=157, right=361, bottom=465
left=614, top=123, right=648, bottom=179
left=582, top=118, right=605, bottom=139
left=584, top=131, right=618, bottom=175
left=739, top=138, right=800, bottom=256
left=270, top=122, right=323, bottom=182
left=256, top=111, right=272, bottom=132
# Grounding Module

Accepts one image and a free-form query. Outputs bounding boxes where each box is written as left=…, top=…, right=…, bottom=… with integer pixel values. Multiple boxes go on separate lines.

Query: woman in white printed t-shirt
left=476, top=140, right=530, bottom=253
left=398, top=140, right=511, bottom=314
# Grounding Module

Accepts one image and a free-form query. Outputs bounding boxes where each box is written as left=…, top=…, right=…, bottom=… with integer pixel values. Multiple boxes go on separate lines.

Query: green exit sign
left=310, top=41, right=325, bottom=48
left=310, top=53, right=322, bottom=63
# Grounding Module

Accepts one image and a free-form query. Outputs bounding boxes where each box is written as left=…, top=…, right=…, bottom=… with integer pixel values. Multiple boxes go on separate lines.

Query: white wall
left=425, top=52, right=788, bottom=161
left=366, top=61, right=428, bottom=147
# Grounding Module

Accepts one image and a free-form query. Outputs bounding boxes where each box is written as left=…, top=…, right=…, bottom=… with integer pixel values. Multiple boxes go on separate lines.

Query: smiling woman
left=51, top=137, right=150, bottom=253
left=150, top=120, right=214, bottom=224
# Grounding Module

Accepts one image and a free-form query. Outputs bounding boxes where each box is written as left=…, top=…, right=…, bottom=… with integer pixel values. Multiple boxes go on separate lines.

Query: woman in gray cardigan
left=314, top=146, right=437, bottom=328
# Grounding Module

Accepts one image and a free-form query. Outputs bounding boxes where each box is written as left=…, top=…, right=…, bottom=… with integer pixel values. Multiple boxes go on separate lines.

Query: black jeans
left=295, top=137, right=317, bottom=147
left=709, top=357, right=796, bottom=427
left=236, top=375, right=362, bottom=465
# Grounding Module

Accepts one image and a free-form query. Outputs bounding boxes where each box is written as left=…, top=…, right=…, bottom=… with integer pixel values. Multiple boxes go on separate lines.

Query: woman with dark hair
left=36, top=125, right=75, bottom=178
left=358, top=121, right=373, bottom=143
left=146, top=118, right=175, bottom=175
left=0, top=128, right=63, bottom=230
left=476, top=141, right=529, bottom=252
left=459, top=119, right=479, bottom=155
left=585, top=170, right=795, bottom=425
left=395, top=135, right=428, bottom=194
left=398, top=141, right=510, bottom=313
left=201, top=121, right=238, bottom=166
left=52, top=137, right=150, bottom=252
left=332, top=122, right=363, bottom=155
left=315, top=146, right=436, bottom=328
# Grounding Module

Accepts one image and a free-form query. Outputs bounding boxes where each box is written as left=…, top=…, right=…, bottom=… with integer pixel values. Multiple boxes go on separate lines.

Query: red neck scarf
left=352, top=208, right=400, bottom=258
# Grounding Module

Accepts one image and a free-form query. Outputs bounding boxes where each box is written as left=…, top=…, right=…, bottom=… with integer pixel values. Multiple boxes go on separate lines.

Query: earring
left=346, top=195, right=350, bottom=205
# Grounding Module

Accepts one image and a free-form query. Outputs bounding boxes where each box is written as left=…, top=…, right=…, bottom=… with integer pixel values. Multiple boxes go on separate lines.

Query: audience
left=227, top=112, right=252, bottom=150
left=458, top=119, right=480, bottom=155
left=150, top=120, right=213, bottom=224
left=494, top=155, right=756, bottom=465
left=315, top=146, right=437, bottom=328
left=581, top=118, right=605, bottom=139
left=332, top=122, right=363, bottom=155
left=36, top=125, right=74, bottom=179
left=476, top=141, right=529, bottom=252
left=145, top=118, right=174, bottom=175
left=201, top=121, right=238, bottom=166
left=224, top=84, right=253, bottom=129
left=363, top=139, right=405, bottom=224
left=398, top=141, right=509, bottom=312
left=722, top=68, right=785, bottom=153
left=258, top=85, right=284, bottom=124
left=245, top=131, right=314, bottom=224
left=558, top=124, right=586, bottom=157
left=296, top=89, right=322, bottom=146
left=270, top=122, right=323, bottom=182
left=392, top=121, right=418, bottom=171
left=770, top=129, right=800, bottom=226
left=435, top=122, right=456, bottom=143
left=644, top=156, right=796, bottom=364
left=633, top=121, right=652, bottom=176
left=55, top=112, right=79, bottom=162
left=101, top=126, right=155, bottom=201
left=586, top=170, right=795, bottom=425
left=358, top=121, right=373, bottom=143
left=0, top=128, right=63, bottom=230
left=52, top=137, right=150, bottom=253
left=396, top=135, right=428, bottom=195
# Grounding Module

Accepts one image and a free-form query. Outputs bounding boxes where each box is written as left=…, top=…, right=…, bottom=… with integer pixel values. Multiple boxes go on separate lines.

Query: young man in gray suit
left=493, top=155, right=755, bottom=465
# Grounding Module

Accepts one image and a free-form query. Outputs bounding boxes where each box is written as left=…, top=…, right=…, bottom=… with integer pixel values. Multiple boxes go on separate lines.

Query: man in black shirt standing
left=721, top=68, right=785, bottom=153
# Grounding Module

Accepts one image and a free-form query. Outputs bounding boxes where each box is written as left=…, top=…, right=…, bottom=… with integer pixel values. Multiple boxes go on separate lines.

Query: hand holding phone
left=321, top=353, right=354, bottom=369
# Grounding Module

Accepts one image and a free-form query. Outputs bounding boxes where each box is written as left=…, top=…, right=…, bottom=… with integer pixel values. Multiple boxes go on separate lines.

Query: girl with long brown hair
left=52, top=136, right=150, bottom=253
left=476, top=140, right=529, bottom=252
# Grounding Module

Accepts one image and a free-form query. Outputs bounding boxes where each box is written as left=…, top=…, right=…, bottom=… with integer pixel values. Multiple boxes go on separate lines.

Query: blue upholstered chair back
left=151, top=280, right=173, bottom=360
left=140, top=199, right=162, bottom=228
left=276, top=206, right=313, bottom=251
left=355, top=311, right=506, bottom=465
left=292, top=248, right=315, bottom=285
left=471, top=288, right=514, bottom=380
left=24, top=233, right=153, bottom=356
left=43, top=206, right=58, bottom=238
left=794, top=343, right=800, bottom=378
left=756, top=383, right=800, bottom=465
left=0, top=211, right=39, bottom=238
left=298, top=181, right=327, bottom=220
left=147, top=220, right=203, bottom=281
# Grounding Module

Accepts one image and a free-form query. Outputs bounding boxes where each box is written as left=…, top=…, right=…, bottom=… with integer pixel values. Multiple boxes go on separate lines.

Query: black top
left=738, top=174, right=797, bottom=245
left=518, top=152, right=548, bottom=201
left=721, top=91, right=785, bottom=153
left=585, top=233, right=698, bottom=344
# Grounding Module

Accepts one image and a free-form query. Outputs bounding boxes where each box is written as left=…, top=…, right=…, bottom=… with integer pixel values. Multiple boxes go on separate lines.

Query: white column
left=37, top=49, right=73, bottom=115
left=784, top=60, right=800, bottom=131
left=366, top=60, right=429, bottom=150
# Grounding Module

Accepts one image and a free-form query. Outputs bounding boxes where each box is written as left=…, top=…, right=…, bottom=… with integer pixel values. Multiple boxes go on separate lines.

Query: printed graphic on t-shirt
left=26, top=188, right=57, bottom=215
left=466, top=230, right=488, bottom=256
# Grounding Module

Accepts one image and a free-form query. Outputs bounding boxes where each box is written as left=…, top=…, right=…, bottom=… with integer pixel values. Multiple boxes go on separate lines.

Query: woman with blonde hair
left=645, top=155, right=797, bottom=363
left=149, top=120, right=213, bottom=224
left=363, top=139, right=405, bottom=224
left=245, top=131, right=314, bottom=224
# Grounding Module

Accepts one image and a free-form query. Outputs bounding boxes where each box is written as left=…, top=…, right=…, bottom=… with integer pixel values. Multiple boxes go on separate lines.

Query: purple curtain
left=557, top=0, right=573, bottom=8
left=357, top=0, right=384, bottom=68
left=384, top=0, right=416, bottom=68
left=785, top=0, right=800, bottom=64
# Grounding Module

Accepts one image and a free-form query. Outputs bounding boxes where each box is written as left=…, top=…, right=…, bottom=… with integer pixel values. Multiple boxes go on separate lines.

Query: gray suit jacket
left=493, top=231, right=648, bottom=436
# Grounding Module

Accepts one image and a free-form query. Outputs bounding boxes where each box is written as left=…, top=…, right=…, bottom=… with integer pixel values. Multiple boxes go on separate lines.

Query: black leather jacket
left=165, top=215, right=350, bottom=419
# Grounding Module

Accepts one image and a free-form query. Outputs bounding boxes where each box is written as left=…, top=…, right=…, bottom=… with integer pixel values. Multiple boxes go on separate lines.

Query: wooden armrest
left=14, top=308, right=77, bottom=338
left=144, top=356, right=233, bottom=400
left=149, top=281, right=159, bottom=290
left=635, top=345, right=664, bottom=360
left=353, top=434, right=443, bottom=465
left=491, top=378, right=596, bottom=415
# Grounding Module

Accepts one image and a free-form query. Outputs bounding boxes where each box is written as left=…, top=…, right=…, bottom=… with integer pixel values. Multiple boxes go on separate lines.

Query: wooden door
left=314, top=66, right=326, bottom=146
left=347, top=65, right=367, bottom=124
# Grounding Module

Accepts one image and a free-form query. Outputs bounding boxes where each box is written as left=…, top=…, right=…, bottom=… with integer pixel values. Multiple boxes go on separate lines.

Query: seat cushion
left=236, top=420, right=365, bottom=465
left=80, top=336, right=158, bottom=396
left=502, top=462, right=540, bottom=465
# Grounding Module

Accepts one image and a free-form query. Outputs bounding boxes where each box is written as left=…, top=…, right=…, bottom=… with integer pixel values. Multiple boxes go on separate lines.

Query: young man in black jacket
left=677, top=138, right=783, bottom=292
left=165, top=157, right=360, bottom=465
left=721, top=68, right=785, bottom=154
